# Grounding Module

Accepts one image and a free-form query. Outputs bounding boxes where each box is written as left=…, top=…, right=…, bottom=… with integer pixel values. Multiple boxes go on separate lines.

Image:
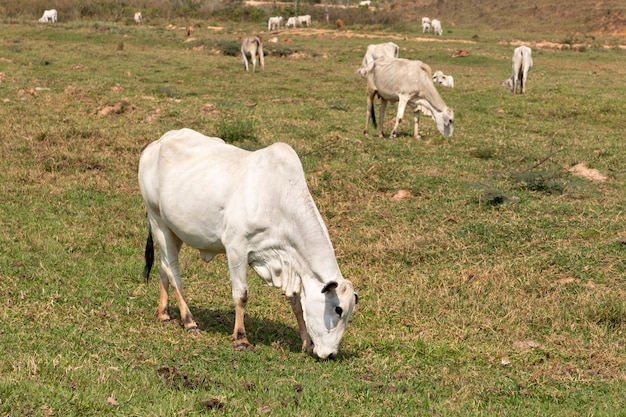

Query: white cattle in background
left=38, top=9, right=57, bottom=23
left=138, top=128, right=358, bottom=359
left=421, top=17, right=431, bottom=33
left=298, top=15, right=311, bottom=26
left=433, top=70, right=454, bottom=88
left=286, top=17, right=299, bottom=28
left=357, top=42, right=400, bottom=78
left=364, top=57, right=454, bottom=140
left=268, top=16, right=283, bottom=31
left=134, top=12, right=143, bottom=24
left=241, top=36, right=265, bottom=72
left=359, top=1, right=372, bottom=6
left=506, top=45, right=533, bottom=94
left=431, top=19, right=443, bottom=36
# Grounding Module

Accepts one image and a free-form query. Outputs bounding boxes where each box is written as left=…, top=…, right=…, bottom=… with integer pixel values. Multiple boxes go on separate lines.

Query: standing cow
left=138, top=129, right=358, bottom=359
left=134, top=12, right=143, bottom=24
left=241, top=36, right=265, bottom=72
left=364, top=57, right=454, bottom=140
left=506, top=45, right=533, bottom=94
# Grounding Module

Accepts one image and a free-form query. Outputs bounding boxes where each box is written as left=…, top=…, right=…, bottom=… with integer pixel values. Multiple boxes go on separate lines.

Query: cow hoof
left=234, top=342, right=253, bottom=351
left=186, top=326, right=200, bottom=333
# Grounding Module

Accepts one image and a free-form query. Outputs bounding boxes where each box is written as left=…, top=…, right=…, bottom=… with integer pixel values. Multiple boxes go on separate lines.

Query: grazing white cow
left=357, top=42, right=400, bottom=78
left=506, top=45, right=533, bottom=94
left=134, top=12, right=142, bottom=24
left=286, top=17, right=299, bottom=28
left=433, top=70, right=454, bottom=88
left=268, top=16, right=283, bottom=31
left=139, top=129, right=358, bottom=359
left=38, top=9, right=57, bottom=23
left=241, top=36, right=265, bottom=72
left=431, top=19, right=443, bottom=36
left=421, top=17, right=431, bottom=33
left=298, top=15, right=312, bottom=27
left=364, top=57, right=454, bottom=140
left=359, top=1, right=372, bottom=6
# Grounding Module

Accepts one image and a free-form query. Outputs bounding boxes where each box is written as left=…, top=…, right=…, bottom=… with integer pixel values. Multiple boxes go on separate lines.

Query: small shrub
left=215, top=41, right=241, bottom=57
left=510, top=170, right=565, bottom=194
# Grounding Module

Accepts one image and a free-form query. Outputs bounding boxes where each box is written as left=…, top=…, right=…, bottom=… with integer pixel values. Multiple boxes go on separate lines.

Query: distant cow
left=134, top=11, right=142, bottom=24
left=506, top=45, right=533, bottom=94
left=359, top=1, right=372, bottom=6
left=139, top=128, right=358, bottom=359
left=38, top=9, right=57, bottom=23
left=241, top=36, right=265, bottom=72
left=357, top=42, right=400, bottom=78
left=431, top=19, right=443, bottom=36
left=433, top=70, right=454, bottom=88
left=298, top=15, right=311, bottom=26
left=336, top=19, right=344, bottom=30
left=421, top=17, right=431, bottom=33
left=286, top=17, right=299, bottom=28
left=364, top=57, right=454, bottom=140
left=268, top=16, right=283, bottom=31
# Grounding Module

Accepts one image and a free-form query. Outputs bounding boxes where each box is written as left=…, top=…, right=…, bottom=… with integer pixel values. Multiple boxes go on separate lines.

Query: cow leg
left=390, top=98, right=407, bottom=140
left=259, top=46, right=265, bottom=70
left=413, top=111, right=421, bottom=140
left=152, top=223, right=198, bottom=331
left=243, top=54, right=249, bottom=72
left=290, top=296, right=313, bottom=354
left=379, top=99, right=388, bottom=138
left=229, top=257, right=251, bottom=350
left=364, top=90, right=374, bottom=135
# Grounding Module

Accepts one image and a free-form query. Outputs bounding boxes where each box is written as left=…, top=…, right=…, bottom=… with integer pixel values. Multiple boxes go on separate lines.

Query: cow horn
left=321, top=281, right=339, bottom=293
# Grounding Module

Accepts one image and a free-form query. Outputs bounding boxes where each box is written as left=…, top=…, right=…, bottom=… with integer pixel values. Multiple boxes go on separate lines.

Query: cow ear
left=321, top=281, right=339, bottom=294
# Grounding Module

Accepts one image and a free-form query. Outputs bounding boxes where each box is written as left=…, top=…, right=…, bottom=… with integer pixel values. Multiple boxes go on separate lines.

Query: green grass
left=1, top=17, right=626, bottom=416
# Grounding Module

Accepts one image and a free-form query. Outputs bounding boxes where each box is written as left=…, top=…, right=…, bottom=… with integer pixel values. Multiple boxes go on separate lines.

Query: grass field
left=1, top=16, right=626, bottom=416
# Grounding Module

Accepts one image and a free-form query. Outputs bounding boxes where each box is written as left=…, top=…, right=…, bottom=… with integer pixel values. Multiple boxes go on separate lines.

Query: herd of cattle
left=37, top=8, right=533, bottom=359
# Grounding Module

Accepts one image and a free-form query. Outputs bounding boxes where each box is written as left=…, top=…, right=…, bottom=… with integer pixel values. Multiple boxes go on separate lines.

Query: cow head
left=300, top=279, right=358, bottom=359
left=433, top=107, right=454, bottom=137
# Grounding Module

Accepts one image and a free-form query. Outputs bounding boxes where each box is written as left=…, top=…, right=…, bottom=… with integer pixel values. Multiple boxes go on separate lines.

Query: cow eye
left=335, top=306, right=343, bottom=316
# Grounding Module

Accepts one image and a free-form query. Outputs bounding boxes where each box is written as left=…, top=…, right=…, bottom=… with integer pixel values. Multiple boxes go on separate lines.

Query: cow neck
left=250, top=244, right=340, bottom=298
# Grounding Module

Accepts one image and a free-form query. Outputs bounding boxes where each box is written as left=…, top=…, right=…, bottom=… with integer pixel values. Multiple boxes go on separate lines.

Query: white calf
left=38, top=9, right=57, bottom=23
left=268, top=16, right=283, bottom=31
left=286, top=17, right=299, bottom=28
left=241, top=36, right=265, bottom=72
left=433, top=70, right=454, bottom=88
left=506, top=46, right=533, bottom=94
left=134, top=12, right=143, bottom=24
left=298, top=15, right=311, bottom=27
left=421, top=17, right=431, bottom=33
left=431, top=19, right=443, bottom=36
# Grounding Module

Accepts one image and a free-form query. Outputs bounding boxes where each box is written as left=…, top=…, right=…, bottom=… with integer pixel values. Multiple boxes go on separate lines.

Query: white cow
left=364, top=57, right=454, bottom=140
left=139, top=128, right=358, bottom=359
left=506, top=45, right=533, bottom=94
left=433, top=70, right=454, bottom=88
left=298, top=15, right=312, bottom=27
left=431, top=19, right=443, bottom=36
left=134, top=12, right=142, bottom=24
left=421, top=17, right=431, bottom=33
left=359, top=1, right=372, bottom=6
left=241, top=36, right=265, bottom=72
left=286, top=17, right=299, bottom=28
left=38, top=9, right=57, bottom=23
left=357, top=42, right=400, bottom=78
left=268, top=16, right=283, bottom=31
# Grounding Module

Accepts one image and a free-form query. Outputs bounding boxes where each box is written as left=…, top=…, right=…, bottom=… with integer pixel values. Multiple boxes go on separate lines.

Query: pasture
left=1, top=17, right=625, bottom=416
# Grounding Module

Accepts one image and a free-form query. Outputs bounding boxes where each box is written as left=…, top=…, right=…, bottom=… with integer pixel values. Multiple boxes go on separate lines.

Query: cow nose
left=328, top=353, right=336, bottom=360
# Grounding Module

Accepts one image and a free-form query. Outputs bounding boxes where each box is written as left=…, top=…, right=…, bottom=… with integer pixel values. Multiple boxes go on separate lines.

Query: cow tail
left=143, top=221, right=154, bottom=284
